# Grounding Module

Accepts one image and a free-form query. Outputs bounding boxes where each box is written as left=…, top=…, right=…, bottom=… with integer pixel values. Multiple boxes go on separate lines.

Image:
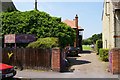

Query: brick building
left=63, top=15, right=84, bottom=51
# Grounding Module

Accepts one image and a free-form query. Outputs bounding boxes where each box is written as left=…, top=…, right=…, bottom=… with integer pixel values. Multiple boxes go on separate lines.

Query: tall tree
left=82, top=33, right=102, bottom=45
left=1, top=10, right=76, bottom=48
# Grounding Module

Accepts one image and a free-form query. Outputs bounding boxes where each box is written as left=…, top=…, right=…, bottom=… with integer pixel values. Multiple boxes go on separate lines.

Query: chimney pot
left=75, top=14, right=78, bottom=18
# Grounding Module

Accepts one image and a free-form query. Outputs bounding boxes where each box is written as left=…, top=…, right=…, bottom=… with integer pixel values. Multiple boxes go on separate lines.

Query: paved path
left=14, top=51, right=119, bottom=78
left=68, top=52, right=118, bottom=78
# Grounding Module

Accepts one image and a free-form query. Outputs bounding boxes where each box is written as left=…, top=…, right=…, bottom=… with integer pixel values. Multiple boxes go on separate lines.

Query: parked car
left=66, top=46, right=79, bottom=57
left=0, top=63, right=16, bottom=78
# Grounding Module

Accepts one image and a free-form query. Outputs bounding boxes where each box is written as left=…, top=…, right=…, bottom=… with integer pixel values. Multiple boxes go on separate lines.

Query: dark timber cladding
left=1, top=0, right=16, bottom=12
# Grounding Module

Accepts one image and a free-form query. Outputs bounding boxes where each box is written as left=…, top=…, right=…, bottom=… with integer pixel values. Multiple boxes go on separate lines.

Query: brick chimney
left=75, top=14, right=78, bottom=29
left=75, top=14, right=79, bottom=47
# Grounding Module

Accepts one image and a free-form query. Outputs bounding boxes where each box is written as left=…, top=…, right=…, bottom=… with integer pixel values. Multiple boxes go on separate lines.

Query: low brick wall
left=51, top=48, right=60, bottom=71
left=109, top=48, right=120, bottom=74
left=51, top=48, right=66, bottom=72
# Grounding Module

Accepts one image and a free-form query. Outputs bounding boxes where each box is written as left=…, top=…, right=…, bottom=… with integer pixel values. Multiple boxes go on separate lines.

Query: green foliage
left=99, top=48, right=109, bottom=62
left=91, top=33, right=102, bottom=44
left=82, top=45, right=92, bottom=50
left=82, top=33, right=102, bottom=45
left=1, top=10, right=76, bottom=48
left=82, top=39, right=92, bottom=45
left=27, top=37, right=59, bottom=48
left=6, top=7, right=17, bottom=12
left=96, top=40, right=103, bottom=54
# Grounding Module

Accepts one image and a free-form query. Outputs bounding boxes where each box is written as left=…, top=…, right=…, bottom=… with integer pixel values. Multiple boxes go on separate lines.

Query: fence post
left=51, top=48, right=60, bottom=72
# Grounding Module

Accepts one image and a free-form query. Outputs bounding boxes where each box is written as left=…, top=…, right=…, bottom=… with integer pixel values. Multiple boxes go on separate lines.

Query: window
left=105, top=40, right=107, bottom=48
left=105, top=1, right=110, bottom=15
left=79, top=31, right=83, bottom=36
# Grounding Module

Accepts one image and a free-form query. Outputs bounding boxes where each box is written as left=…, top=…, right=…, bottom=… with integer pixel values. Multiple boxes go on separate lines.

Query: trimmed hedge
left=27, top=37, right=59, bottom=48
left=99, top=48, right=109, bottom=62
left=96, top=40, right=103, bottom=55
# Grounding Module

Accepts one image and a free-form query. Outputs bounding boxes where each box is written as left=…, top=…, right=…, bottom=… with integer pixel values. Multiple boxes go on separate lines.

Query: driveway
left=67, top=51, right=118, bottom=78
left=14, top=51, right=119, bottom=79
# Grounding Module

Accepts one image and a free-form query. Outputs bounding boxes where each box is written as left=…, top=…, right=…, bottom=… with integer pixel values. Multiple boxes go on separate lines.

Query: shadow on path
left=61, top=50, right=92, bottom=73
left=67, top=57, right=91, bottom=66
left=61, top=57, right=91, bottom=73
left=81, top=50, right=92, bottom=54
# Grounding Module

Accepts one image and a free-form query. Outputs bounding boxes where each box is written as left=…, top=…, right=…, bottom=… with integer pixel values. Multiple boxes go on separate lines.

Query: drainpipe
left=113, top=9, right=116, bottom=47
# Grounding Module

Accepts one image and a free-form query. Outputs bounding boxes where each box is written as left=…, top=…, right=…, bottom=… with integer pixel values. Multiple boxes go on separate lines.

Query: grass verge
left=82, top=45, right=92, bottom=51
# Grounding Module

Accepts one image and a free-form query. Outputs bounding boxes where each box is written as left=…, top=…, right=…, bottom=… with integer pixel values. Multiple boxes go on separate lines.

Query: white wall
left=102, top=0, right=115, bottom=49
left=102, top=0, right=120, bottom=49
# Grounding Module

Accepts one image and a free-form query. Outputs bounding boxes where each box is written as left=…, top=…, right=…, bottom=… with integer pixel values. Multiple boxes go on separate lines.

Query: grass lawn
left=82, top=45, right=92, bottom=51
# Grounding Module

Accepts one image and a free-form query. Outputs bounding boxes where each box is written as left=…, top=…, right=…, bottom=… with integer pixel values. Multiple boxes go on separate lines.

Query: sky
left=12, top=0, right=104, bottom=39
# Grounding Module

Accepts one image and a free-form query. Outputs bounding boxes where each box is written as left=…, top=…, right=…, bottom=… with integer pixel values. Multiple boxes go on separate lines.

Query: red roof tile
left=63, top=19, right=82, bottom=29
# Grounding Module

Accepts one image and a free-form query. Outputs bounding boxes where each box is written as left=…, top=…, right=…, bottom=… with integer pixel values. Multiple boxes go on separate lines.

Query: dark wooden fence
left=2, top=48, right=52, bottom=70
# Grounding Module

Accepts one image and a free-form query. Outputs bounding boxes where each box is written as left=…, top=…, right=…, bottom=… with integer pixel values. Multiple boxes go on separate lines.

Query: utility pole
left=35, top=0, right=38, bottom=10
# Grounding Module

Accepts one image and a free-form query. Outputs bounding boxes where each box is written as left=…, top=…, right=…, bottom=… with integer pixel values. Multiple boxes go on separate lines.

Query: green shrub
left=27, top=37, right=59, bottom=48
left=99, top=48, right=109, bottom=62
left=1, top=10, right=76, bottom=48
left=96, top=40, right=103, bottom=54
